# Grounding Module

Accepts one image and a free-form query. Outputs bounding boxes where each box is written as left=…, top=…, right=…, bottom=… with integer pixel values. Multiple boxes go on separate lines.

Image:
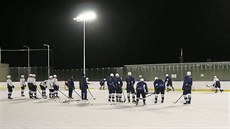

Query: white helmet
left=49, top=76, right=53, bottom=79
left=115, top=73, right=119, bottom=77
left=86, top=77, right=89, bottom=81
left=214, top=76, right=217, bottom=78
left=29, top=74, right=33, bottom=77
left=187, top=71, right=191, bottom=76
left=110, top=73, right=114, bottom=77
left=53, top=74, right=57, bottom=78
left=154, top=77, right=158, bottom=80
left=166, top=74, right=169, bottom=76
left=140, top=78, right=144, bottom=82
left=21, top=75, right=24, bottom=78
left=7, top=75, right=11, bottom=79
left=128, top=72, right=132, bottom=76
left=139, top=75, right=142, bottom=78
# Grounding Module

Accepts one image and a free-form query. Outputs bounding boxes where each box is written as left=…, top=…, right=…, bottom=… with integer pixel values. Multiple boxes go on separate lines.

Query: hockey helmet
left=128, top=72, right=132, bottom=76
left=49, top=75, right=53, bottom=79
left=110, top=73, right=114, bottom=77
left=53, top=74, right=57, bottom=78
left=115, top=73, right=119, bottom=77
left=7, top=75, right=11, bottom=79
left=166, top=74, right=169, bottom=76
left=187, top=71, right=191, bottom=76
left=214, top=76, right=217, bottom=78
left=21, top=75, right=24, bottom=78
left=154, top=77, right=158, bottom=80
left=140, top=78, right=144, bottom=81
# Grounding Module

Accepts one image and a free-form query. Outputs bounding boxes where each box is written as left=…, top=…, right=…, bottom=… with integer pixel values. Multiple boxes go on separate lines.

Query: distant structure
left=179, top=48, right=184, bottom=63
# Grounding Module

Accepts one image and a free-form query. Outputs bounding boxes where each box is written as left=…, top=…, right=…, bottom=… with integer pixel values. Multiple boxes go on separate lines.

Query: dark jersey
left=136, top=81, right=148, bottom=92
left=125, top=76, right=135, bottom=86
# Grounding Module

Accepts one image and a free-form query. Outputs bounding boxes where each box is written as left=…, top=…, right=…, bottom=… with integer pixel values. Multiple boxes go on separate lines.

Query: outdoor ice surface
left=0, top=90, right=229, bottom=129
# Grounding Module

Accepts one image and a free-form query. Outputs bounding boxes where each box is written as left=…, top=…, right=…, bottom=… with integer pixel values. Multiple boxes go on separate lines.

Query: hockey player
left=27, top=74, right=33, bottom=98
left=136, top=78, right=148, bottom=105
left=153, top=77, right=165, bottom=103
left=182, top=71, right=193, bottom=105
left=164, top=74, right=174, bottom=92
left=125, top=72, right=136, bottom=103
left=99, top=78, right=106, bottom=90
left=20, top=75, right=26, bottom=97
left=66, top=76, right=75, bottom=99
left=53, top=74, right=59, bottom=98
left=213, top=76, right=223, bottom=93
left=30, top=74, right=38, bottom=99
left=106, top=73, right=115, bottom=102
left=6, top=75, right=14, bottom=99
left=47, top=76, right=55, bottom=99
left=40, top=80, right=47, bottom=99
left=79, top=74, right=88, bottom=100
left=114, top=73, right=123, bottom=102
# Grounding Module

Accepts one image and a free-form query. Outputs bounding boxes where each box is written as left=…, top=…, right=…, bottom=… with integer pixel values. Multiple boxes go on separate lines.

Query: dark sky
left=1, top=0, right=230, bottom=69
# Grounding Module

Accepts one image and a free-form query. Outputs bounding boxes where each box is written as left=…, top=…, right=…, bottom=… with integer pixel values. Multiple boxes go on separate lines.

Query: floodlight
left=73, top=11, right=96, bottom=22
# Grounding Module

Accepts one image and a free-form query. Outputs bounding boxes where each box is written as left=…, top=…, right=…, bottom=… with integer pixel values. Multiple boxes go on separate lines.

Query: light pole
left=43, top=44, right=50, bottom=77
left=23, top=45, right=30, bottom=76
left=73, top=11, right=96, bottom=75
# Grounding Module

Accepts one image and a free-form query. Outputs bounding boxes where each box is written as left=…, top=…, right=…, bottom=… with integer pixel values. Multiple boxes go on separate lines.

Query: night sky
left=1, top=0, right=230, bottom=69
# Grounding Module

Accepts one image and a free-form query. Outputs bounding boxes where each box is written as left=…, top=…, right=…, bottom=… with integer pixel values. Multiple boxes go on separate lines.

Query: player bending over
left=136, top=78, right=148, bottom=105
left=153, top=77, right=165, bottom=103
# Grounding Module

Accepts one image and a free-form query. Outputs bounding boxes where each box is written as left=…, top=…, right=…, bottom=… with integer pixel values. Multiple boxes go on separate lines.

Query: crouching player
left=7, top=75, right=14, bottom=99
left=40, top=80, right=47, bottom=99
left=153, top=77, right=165, bottom=103
left=182, top=71, right=193, bottom=105
left=136, top=78, right=148, bottom=105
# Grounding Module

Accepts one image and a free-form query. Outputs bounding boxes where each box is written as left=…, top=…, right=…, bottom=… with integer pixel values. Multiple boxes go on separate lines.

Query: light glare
left=74, top=11, right=96, bottom=22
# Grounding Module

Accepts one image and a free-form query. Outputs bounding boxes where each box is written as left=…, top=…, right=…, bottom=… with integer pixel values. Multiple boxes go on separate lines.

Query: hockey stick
left=58, top=89, right=69, bottom=98
left=173, top=94, right=183, bottom=104
left=36, top=88, right=47, bottom=99
left=206, top=85, right=213, bottom=87
left=73, top=90, right=82, bottom=100
left=88, top=89, right=96, bottom=100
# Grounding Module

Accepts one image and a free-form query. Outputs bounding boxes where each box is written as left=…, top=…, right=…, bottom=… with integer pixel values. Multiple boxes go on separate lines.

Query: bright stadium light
left=73, top=11, right=96, bottom=22
left=73, top=11, right=96, bottom=75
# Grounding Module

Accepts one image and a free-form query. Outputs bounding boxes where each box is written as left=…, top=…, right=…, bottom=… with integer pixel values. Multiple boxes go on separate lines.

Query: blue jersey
left=114, top=77, right=123, bottom=87
left=106, top=76, right=114, bottom=88
left=125, top=76, right=135, bottom=86
left=100, top=79, right=106, bottom=86
left=164, top=76, right=172, bottom=83
left=183, top=75, right=192, bottom=88
left=154, top=79, right=165, bottom=88
left=66, top=78, right=75, bottom=89
left=136, top=81, right=148, bottom=92
left=79, top=77, right=88, bottom=89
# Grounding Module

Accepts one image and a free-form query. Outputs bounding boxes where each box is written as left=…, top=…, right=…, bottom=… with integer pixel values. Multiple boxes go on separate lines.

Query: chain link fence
left=7, top=62, right=230, bottom=82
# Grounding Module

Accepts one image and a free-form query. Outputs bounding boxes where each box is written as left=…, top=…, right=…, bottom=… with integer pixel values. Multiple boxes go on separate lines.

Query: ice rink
left=0, top=89, right=229, bottom=129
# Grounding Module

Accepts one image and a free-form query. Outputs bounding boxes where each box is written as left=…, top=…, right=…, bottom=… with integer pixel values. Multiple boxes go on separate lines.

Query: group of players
left=6, top=71, right=223, bottom=106
left=6, top=74, right=59, bottom=99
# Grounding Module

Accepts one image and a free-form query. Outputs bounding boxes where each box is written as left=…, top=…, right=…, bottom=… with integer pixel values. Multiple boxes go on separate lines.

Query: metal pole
left=83, top=20, right=86, bottom=75
left=23, top=45, right=30, bottom=76
left=48, top=45, right=50, bottom=77
left=0, top=47, right=1, bottom=63
left=44, top=44, right=50, bottom=77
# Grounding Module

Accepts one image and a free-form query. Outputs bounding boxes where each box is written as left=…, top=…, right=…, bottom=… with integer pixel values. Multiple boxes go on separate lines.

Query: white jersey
left=53, top=78, right=58, bottom=86
left=7, top=79, right=13, bottom=87
left=213, top=77, right=219, bottom=83
left=27, top=77, right=32, bottom=84
left=47, top=79, right=54, bottom=89
left=20, top=78, right=26, bottom=87
left=31, top=77, right=36, bottom=85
